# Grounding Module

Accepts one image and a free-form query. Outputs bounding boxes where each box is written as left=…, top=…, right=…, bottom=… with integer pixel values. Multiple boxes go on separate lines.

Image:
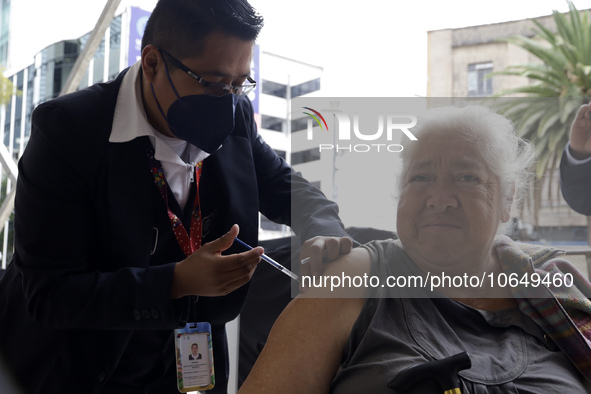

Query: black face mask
left=151, top=62, right=237, bottom=154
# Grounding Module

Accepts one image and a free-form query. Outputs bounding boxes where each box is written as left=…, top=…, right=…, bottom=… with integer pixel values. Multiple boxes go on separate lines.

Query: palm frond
left=536, top=111, right=560, bottom=139
left=493, top=2, right=591, bottom=227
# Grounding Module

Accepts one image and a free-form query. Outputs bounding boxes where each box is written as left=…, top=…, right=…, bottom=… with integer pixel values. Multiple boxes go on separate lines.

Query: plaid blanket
left=495, top=236, right=591, bottom=382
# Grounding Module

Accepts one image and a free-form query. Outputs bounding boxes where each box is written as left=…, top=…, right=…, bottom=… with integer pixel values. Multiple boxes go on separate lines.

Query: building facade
left=427, top=15, right=556, bottom=97
left=427, top=12, right=588, bottom=243
left=0, top=0, right=9, bottom=68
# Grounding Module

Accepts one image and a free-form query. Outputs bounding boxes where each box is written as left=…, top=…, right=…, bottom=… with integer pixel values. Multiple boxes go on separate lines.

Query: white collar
left=109, top=61, right=209, bottom=166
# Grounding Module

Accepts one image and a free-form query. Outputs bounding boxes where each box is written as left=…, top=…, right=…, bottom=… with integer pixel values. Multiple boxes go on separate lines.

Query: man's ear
left=501, top=181, right=515, bottom=223
left=141, top=45, right=161, bottom=83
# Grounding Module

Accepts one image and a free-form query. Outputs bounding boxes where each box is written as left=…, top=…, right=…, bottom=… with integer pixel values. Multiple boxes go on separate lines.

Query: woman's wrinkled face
left=397, top=134, right=511, bottom=274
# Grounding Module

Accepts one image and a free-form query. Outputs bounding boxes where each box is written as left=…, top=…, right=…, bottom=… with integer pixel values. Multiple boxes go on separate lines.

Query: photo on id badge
left=175, top=323, right=214, bottom=392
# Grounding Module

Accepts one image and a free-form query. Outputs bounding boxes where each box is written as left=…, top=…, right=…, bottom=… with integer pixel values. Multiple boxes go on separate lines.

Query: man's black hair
left=141, top=0, right=263, bottom=62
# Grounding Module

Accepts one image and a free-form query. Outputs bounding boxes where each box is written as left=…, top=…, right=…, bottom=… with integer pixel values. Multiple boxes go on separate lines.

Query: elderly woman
left=238, top=105, right=591, bottom=393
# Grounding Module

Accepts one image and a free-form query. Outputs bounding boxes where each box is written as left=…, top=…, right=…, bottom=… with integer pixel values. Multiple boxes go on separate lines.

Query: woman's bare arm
left=238, top=247, right=371, bottom=394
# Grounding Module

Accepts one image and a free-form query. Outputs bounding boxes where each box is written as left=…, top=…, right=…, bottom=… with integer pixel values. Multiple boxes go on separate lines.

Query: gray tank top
left=330, top=240, right=589, bottom=394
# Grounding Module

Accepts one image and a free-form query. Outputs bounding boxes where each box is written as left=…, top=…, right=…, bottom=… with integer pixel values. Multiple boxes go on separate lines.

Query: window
left=0, top=0, right=10, bottom=67
left=109, top=15, right=122, bottom=80
left=291, top=117, right=308, bottom=132
left=291, top=78, right=320, bottom=98
left=261, top=115, right=284, bottom=132
left=93, top=39, right=105, bottom=84
left=468, top=62, right=493, bottom=97
left=291, top=148, right=320, bottom=165
left=262, top=80, right=287, bottom=98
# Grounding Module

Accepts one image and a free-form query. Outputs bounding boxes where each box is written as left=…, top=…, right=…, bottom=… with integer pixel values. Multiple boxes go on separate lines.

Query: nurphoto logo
left=302, top=107, right=329, bottom=132
left=302, top=106, right=418, bottom=153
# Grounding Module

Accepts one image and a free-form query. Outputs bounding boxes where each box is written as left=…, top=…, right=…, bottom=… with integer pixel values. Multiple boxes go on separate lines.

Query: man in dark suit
left=0, top=1, right=351, bottom=393
left=560, top=103, right=591, bottom=216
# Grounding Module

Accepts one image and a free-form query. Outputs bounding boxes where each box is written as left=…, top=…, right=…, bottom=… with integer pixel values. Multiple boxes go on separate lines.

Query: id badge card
left=174, top=322, right=215, bottom=392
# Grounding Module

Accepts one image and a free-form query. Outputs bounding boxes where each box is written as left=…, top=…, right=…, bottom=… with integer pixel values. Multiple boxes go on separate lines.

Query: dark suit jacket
left=0, top=69, right=347, bottom=393
left=560, top=146, right=591, bottom=216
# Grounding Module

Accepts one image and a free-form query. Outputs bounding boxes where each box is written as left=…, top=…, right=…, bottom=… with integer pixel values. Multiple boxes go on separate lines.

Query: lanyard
left=149, top=152, right=203, bottom=257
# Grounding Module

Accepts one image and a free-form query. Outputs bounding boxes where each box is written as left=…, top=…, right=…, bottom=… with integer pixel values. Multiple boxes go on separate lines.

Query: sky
left=10, top=0, right=591, bottom=97
left=249, top=0, right=591, bottom=96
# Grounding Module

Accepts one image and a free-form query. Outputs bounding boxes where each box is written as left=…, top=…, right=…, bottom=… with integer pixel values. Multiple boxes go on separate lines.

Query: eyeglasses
left=158, top=48, right=257, bottom=97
